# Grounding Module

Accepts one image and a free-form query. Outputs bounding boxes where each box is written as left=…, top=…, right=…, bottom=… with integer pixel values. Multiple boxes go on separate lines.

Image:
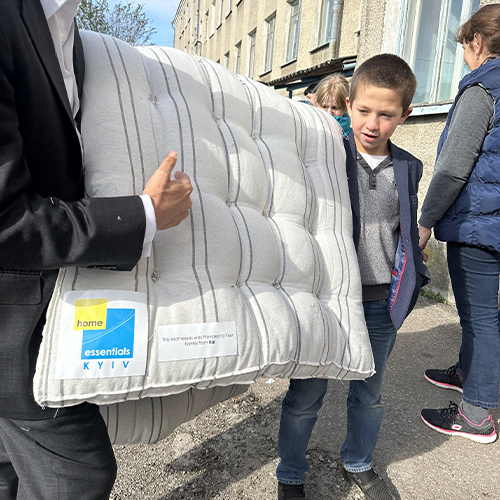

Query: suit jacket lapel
left=21, top=0, right=74, bottom=123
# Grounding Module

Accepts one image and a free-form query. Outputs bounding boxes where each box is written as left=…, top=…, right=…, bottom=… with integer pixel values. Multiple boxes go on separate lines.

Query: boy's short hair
left=304, top=83, right=317, bottom=96
left=349, top=54, right=417, bottom=111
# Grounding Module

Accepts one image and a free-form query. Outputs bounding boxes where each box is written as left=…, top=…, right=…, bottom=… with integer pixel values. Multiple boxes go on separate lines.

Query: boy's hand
left=418, top=225, right=432, bottom=262
left=143, top=151, right=193, bottom=230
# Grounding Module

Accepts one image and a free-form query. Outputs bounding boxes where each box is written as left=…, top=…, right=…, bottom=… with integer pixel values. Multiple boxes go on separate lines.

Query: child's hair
left=304, top=83, right=317, bottom=97
left=314, top=74, right=349, bottom=114
left=455, top=4, right=500, bottom=56
left=349, top=54, right=417, bottom=112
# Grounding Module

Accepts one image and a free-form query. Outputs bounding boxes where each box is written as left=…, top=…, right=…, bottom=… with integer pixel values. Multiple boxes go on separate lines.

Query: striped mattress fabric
left=101, top=384, right=247, bottom=445
left=34, top=32, right=374, bottom=428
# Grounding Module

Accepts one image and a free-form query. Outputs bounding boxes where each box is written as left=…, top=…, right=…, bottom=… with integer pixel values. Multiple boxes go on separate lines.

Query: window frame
left=234, top=41, right=242, bottom=74
left=397, top=0, right=481, bottom=105
left=210, top=1, right=216, bottom=36
left=218, top=0, right=224, bottom=28
left=264, top=13, right=276, bottom=74
left=248, top=29, right=256, bottom=78
left=318, top=0, right=333, bottom=47
left=204, top=10, right=209, bottom=41
left=285, top=0, right=301, bottom=63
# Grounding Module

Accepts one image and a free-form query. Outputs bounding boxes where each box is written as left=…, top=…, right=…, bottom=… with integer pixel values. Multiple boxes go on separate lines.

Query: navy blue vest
left=434, top=58, right=500, bottom=251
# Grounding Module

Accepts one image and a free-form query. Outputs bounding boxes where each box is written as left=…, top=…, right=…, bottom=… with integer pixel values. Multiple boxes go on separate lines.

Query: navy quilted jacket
left=435, top=58, right=500, bottom=251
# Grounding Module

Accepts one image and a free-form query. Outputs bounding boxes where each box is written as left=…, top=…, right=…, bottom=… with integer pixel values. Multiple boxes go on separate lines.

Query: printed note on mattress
left=55, top=290, right=148, bottom=379
left=158, top=322, right=237, bottom=362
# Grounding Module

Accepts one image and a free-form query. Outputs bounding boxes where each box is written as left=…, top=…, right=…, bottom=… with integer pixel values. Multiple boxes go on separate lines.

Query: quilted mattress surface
left=34, top=32, right=374, bottom=418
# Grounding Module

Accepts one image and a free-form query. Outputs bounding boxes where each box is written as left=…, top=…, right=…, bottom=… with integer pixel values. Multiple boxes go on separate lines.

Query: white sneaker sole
left=424, top=374, right=463, bottom=393
left=421, top=414, right=497, bottom=444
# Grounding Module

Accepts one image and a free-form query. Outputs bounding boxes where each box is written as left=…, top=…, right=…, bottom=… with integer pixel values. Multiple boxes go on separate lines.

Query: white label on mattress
left=158, top=322, right=237, bottom=361
left=55, top=290, right=148, bottom=379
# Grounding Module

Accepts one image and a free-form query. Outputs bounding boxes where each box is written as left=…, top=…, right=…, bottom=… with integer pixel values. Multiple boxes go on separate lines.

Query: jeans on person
left=447, top=242, right=500, bottom=409
left=276, top=300, right=397, bottom=483
left=340, top=300, right=397, bottom=472
left=276, top=378, right=328, bottom=484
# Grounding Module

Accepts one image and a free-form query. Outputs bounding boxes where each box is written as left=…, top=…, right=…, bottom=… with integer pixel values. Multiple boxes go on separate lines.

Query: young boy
left=276, top=54, right=430, bottom=500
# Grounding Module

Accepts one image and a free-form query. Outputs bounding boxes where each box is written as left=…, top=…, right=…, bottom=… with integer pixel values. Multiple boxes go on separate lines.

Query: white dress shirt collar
left=39, top=0, right=82, bottom=117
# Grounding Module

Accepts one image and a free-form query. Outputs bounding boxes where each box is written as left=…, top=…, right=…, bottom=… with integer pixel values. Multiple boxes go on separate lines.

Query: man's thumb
left=159, top=151, right=178, bottom=179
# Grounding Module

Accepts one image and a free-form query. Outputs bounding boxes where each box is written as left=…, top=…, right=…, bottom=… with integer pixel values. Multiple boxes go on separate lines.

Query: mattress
left=33, top=32, right=374, bottom=442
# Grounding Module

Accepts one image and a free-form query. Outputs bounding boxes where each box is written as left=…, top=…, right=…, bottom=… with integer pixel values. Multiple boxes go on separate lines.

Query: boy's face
left=346, top=85, right=412, bottom=156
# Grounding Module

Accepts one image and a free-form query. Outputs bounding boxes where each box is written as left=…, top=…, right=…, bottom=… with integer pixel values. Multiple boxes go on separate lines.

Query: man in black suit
left=0, top=0, right=193, bottom=497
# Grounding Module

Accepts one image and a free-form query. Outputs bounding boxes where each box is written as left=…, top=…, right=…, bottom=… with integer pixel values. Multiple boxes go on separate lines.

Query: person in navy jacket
left=419, top=4, right=500, bottom=445
left=276, top=54, right=429, bottom=500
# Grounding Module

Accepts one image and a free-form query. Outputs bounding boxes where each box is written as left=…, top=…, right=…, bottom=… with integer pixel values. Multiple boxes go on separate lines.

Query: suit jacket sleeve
left=0, top=13, right=146, bottom=272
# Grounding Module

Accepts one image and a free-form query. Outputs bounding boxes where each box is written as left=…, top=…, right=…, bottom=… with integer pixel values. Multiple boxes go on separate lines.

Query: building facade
left=173, top=0, right=500, bottom=302
left=172, top=0, right=361, bottom=97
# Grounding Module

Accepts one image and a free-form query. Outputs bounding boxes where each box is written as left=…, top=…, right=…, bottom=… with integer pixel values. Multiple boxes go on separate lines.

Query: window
left=224, top=51, right=230, bottom=68
left=205, top=10, right=209, bottom=41
left=318, top=0, right=334, bottom=46
left=210, top=1, right=215, bottom=36
left=286, top=0, right=301, bottom=62
left=235, top=42, right=242, bottom=74
left=400, top=0, right=480, bottom=104
left=264, top=14, right=276, bottom=73
left=248, top=29, right=256, bottom=78
left=218, top=0, right=224, bottom=26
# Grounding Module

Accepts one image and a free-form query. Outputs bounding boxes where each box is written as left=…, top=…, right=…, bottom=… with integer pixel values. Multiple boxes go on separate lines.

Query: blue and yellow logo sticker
left=74, top=298, right=108, bottom=330
left=75, top=298, right=135, bottom=360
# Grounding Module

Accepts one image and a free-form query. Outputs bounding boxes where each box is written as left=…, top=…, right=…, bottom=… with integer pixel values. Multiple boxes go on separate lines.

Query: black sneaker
left=341, top=466, right=396, bottom=500
left=421, top=401, right=497, bottom=444
left=277, top=482, right=305, bottom=500
left=424, top=363, right=463, bottom=393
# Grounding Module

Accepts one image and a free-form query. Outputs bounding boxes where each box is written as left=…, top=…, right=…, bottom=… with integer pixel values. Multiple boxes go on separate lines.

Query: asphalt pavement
left=112, top=296, right=500, bottom=500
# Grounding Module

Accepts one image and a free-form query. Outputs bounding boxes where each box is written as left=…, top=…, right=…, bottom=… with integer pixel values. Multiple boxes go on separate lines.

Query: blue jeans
left=276, top=300, right=397, bottom=483
left=447, top=242, right=500, bottom=409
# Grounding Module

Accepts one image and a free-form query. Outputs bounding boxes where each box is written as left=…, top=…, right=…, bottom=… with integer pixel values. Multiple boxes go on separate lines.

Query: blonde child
left=314, top=74, right=352, bottom=138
